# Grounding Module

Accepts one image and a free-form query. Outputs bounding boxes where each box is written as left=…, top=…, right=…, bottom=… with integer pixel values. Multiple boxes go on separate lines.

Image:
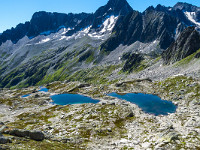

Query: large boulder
left=8, top=129, right=45, bottom=141
left=0, top=137, right=11, bottom=144
left=29, top=131, right=45, bottom=141
left=127, top=111, right=134, bottom=118
left=0, top=133, right=11, bottom=144
left=10, top=129, right=30, bottom=137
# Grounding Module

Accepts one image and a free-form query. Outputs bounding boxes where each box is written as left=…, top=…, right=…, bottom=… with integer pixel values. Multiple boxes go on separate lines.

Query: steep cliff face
left=0, top=22, right=30, bottom=45
left=100, top=7, right=179, bottom=52
left=162, top=26, right=200, bottom=64
left=100, top=2, right=200, bottom=53
left=100, top=11, right=142, bottom=52
left=27, top=12, right=90, bottom=37
left=0, top=12, right=90, bottom=45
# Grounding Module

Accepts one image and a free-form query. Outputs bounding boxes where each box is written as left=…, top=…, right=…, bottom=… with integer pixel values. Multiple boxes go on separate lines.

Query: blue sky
left=0, top=0, right=200, bottom=33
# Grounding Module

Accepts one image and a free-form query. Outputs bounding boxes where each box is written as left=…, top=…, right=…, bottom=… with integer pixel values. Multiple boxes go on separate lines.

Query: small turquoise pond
left=108, top=93, right=177, bottom=116
left=21, top=86, right=49, bottom=97
left=21, top=94, right=31, bottom=98
left=38, top=87, right=49, bottom=92
left=50, top=93, right=100, bottom=105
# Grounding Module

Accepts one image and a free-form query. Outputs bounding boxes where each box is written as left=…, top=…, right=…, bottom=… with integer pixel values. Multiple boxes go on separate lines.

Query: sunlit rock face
left=163, top=26, right=200, bottom=64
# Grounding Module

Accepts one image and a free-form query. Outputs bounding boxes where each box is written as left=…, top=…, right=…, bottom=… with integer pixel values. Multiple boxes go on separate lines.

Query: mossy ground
left=4, top=100, right=135, bottom=149
left=155, top=75, right=200, bottom=102
left=1, top=74, right=200, bottom=149
left=174, top=49, right=200, bottom=67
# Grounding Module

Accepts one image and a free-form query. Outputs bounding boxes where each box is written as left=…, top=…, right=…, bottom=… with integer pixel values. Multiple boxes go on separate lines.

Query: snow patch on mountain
left=61, top=28, right=71, bottom=35
left=184, top=12, right=200, bottom=27
left=88, top=15, right=118, bottom=40
left=21, top=15, right=118, bottom=44
left=59, top=16, right=118, bottom=41
left=56, top=28, right=71, bottom=40
left=41, top=38, right=50, bottom=43
left=59, top=26, right=92, bottom=41
left=36, top=38, right=50, bottom=44
left=82, top=26, right=92, bottom=34
left=100, top=15, right=118, bottom=33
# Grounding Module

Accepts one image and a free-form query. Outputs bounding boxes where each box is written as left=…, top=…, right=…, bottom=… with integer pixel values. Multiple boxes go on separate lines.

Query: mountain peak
left=155, top=4, right=170, bottom=12
left=107, top=0, right=129, bottom=7
left=104, top=0, right=133, bottom=16
left=173, top=2, right=199, bottom=12
left=69, top=0, right=133, bottom=32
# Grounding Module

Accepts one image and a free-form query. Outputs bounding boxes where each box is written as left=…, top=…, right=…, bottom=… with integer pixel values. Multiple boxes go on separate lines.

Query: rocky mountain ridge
left=0, top=0, right=200, bottom=89
left=163, top=26, right=200, bottom=64
left=0, top=12, right=91, bottom=46
left=0, top=0, right=133, bottom=46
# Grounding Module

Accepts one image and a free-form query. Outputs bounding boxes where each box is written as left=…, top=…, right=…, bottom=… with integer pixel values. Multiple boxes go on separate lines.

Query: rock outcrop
left=0, top=132, right=11, bottom=144
left=100, top=7, right=180, bottom=52
left=8, top=129, right=45, bottom=141
left=195, top=52, right=200, bottom=58
left=122, top=53, right=144, bottom=72
left=162, top=26, right=200, bottom=64
left=29, top=131, right=45, bottom=141
left=10, top=129, right=30, bottom=137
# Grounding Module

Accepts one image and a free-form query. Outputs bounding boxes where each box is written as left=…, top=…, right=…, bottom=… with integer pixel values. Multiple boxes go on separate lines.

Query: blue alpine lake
left=50, top=93, right=100, bottom=105
left=21, top=86, right=49, bottom=97
left=108, top=93, right=177, bottom=116
left=38, top=86, right=49, bottom=92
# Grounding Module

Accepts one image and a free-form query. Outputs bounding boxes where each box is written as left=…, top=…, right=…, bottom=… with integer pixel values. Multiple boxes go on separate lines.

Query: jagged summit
left=105, top=0, right=133, bottom=15
left=155, top=4, right=171, bottom=12
left=94, top=0, right=133, bottom=17
left=91, top=0, right=132, bottom=28
left=173, top=2, right=199, bottom=12
left=171, top=2, right=200, bottom=27
left=66, top=0, right=133, bottom=35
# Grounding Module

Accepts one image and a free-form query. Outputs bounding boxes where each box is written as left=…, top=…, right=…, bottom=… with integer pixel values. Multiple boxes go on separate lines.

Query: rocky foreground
left=0, top=75, right=200, bottom=150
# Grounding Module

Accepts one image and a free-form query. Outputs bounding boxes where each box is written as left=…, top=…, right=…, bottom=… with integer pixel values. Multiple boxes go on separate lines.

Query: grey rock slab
left=10, top=129, right=30, bottom=137
left=29, top=130, right=45, bottom=141
left=0, top=136, right=11, bottom=144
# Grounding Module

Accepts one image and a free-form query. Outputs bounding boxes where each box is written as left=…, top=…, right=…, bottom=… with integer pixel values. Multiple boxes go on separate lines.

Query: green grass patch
left=174, top=49, right=200, bottom=67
